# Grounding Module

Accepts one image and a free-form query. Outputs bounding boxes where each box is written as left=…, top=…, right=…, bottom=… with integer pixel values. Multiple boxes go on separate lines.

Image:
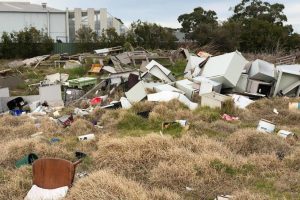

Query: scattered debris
left=148, top=91, right=198, bottom=110
left=16, top=153, right=38, bottom=168
left=257, top=119, right=276, bottom=134
left=78, top=134, right=95, bottom=141
left=289, top=102, right=300, bottom=110
left=200, top=92, right=231, bottom=109
left=273, top=108, right=279, bottom=115
left=68, top=77, right=97, bottom=89
left=278, top=130, right=295, bottom=139
left=222, top=114, right=239, bottom=121
left=215, top=195, right=233, bottom=200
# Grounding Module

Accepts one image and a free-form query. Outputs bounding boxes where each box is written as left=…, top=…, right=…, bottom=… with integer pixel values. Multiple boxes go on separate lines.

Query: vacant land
left=0, top=96, right=299, bottom=200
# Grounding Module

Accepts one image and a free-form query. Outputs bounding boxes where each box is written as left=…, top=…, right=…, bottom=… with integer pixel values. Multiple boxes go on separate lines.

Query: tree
left=99, top=28, right=126, bottom=48
left=178, top=7, right=218, bottom=45
left=75, top=26, right=98, bottom=43
left=229, top=0, right=293, bottom=52
left=0, top=32, right=15, bottom=58
left=14, top=27, right=53, bottom=58
left=231, top=0, right=287, bottom=26
left=130, top=20, right=177, bottom=49
left=0, top=27, right=53, bottom=58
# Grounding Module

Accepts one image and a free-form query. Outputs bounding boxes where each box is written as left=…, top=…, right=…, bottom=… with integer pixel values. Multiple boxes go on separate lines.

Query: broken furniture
left=200, top=92, right=231, bottom=109
left=68, top=77, right=97, bottom=89
left=88, top=64, right=103, bottom=74
left=94, top=46, right=123, bottom=56
left=25, top=158, right=82, bottom=200
left=273, top=65, right=300, bottom=97
left=201, top=51, right=249, bottom=88
left=276, top=54, right=296, bottom=65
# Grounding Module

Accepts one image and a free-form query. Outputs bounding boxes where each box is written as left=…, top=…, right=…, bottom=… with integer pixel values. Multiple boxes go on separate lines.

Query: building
left=0, top=2, right=68, bottom=42
left=0, top=2, right=127, bottom=42
left=68, top=8, right=127, bottom=42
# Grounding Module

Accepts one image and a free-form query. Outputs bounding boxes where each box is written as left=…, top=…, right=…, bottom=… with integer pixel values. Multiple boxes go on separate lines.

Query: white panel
left=100, top=8, right=107, bottom=31
left=49, top=13, right=67, bottom=41
left=87, top=8, right=95, bottom=30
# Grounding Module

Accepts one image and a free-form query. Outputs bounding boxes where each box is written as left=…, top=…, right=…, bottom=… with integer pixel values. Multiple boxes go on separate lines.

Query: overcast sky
left=5, top=0, right=300, bottom=32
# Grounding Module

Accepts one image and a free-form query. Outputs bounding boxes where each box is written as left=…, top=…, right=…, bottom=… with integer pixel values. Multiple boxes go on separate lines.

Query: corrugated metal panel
left=0, top=2, right=64, bottom=13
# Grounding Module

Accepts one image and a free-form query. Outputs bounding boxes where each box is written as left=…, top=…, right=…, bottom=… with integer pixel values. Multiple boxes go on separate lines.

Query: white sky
left=3, top=0, right=300, bottom=32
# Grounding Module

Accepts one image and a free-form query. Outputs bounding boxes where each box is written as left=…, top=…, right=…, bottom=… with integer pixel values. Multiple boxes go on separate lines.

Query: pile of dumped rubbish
left=1, top=47, right=300, bottom=118
left=1, top=47, right=300, bottom=200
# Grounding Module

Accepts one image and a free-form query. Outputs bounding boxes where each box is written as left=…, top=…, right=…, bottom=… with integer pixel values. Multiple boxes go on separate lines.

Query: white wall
left=0, top=12, right=67, bottom=42
left=49, top=13, right=67, bottom=41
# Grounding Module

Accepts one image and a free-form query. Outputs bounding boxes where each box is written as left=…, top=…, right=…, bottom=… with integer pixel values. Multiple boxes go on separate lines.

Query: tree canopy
left=177, top=0, right=300, bottom=53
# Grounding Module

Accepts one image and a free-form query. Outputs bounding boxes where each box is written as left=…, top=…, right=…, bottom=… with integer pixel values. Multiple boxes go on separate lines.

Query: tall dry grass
left=226, top=129, right=291, bottom=156
left=0, top=98, right=299, bottom=199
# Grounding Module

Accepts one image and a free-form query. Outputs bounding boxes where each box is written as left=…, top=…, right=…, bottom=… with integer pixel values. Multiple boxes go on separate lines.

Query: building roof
left=0, top=2, right=64, bottom=13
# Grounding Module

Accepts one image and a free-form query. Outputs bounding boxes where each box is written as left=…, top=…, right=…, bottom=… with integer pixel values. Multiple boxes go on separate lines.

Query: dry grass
left=240, top=97, right=300, bottom=126
left=0, top=98, right=299, bottom=199
left=67, top=118, right=96, bottom=136
left=226, top=129, right=291, bottom=156
left=0, top=115, right=37, bottom=141
left=66, top=170, right=149, bottom=200
left=0, top=166, right=32, bottom=200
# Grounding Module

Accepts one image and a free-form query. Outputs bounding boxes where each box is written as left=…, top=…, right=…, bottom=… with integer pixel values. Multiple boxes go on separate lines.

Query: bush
left=0, top=27, right=54, bottom=59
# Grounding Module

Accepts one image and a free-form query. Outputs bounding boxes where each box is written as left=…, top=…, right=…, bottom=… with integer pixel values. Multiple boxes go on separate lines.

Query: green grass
left=193, top=106, right=221, bottom=122
left=62, top=66, right=91, bottom=80
left=168, top=59, right=187, bottom=78
left=210, top=159, right=237, bottom=176
left=117, top=112, right=183, bottom=137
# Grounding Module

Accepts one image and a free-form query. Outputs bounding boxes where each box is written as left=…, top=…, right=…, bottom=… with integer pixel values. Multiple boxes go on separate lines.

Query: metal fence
left=52, top=43, right=106, bottom=55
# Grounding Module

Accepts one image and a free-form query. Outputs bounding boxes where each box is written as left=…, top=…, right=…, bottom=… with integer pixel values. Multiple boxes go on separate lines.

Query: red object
left=90, top=97, right=102, bottom=106
left=222, top=114, right=239, bottom=121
